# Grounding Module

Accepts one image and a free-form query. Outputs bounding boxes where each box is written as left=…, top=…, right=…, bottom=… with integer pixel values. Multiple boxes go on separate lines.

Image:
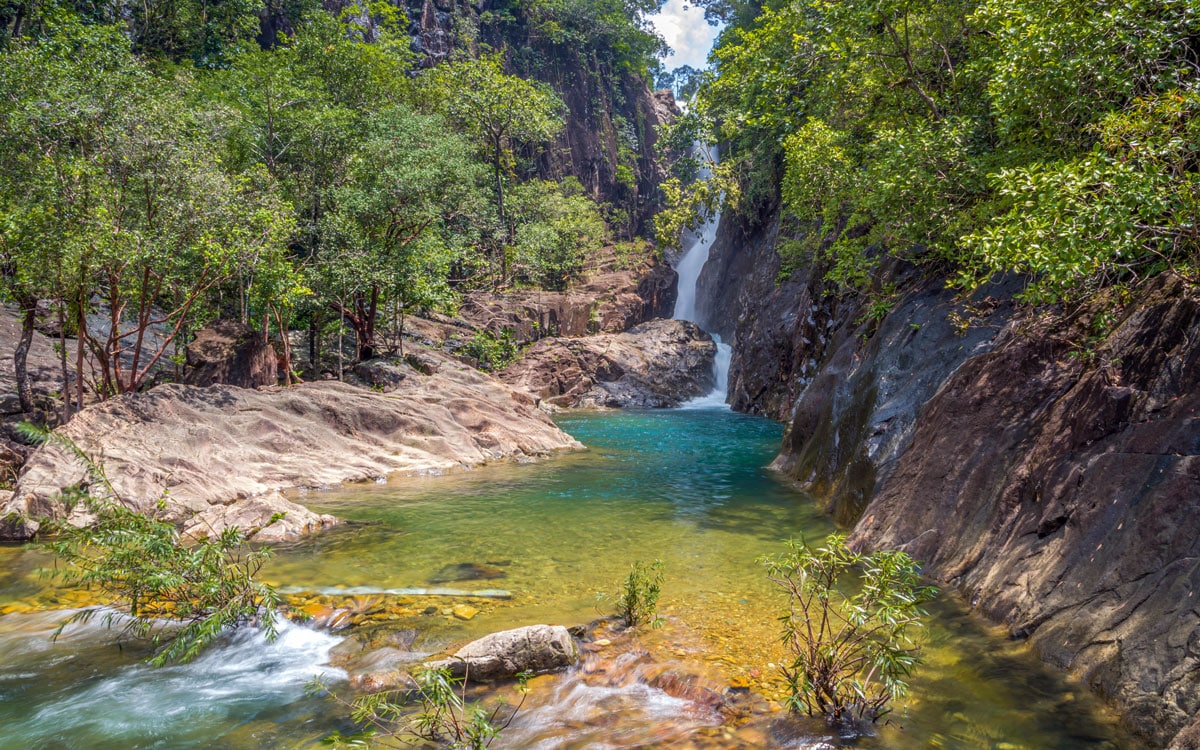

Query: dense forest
left=0, top=0, right=668, bottom=418
left=661, top=0, right=1199, bottom=311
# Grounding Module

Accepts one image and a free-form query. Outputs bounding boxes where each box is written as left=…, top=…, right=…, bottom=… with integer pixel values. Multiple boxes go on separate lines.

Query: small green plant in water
left=760, top=533, right=936, bottom=731
left=602, top=559, right=665, bottom=628
left=21, top=423, right=280, bottom=666
left=311, top=665, right=531, bottom=749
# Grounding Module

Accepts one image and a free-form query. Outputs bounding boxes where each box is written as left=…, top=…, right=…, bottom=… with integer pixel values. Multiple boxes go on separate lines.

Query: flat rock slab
left=0, top=349, right=581, bottom=540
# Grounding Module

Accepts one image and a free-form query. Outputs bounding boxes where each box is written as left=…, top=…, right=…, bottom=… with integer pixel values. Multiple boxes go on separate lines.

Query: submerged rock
left=428, top=624, right=578, bottom=681
left=501, top=318, right=716, bottom=409
left=0, top=347, right=581, bottom=540
left=429, top=562, right=507, bottom=584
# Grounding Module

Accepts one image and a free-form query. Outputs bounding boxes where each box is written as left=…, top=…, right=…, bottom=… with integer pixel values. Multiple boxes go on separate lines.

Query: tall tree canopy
left=671, top=0, right=1200, bottom=304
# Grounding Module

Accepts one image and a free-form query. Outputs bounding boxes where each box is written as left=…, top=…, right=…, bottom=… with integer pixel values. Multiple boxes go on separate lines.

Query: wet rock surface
left=500, top=318, right=716, bottom=408
left=0, top=347, right=581, bottom=541
left=697, top=211, right=1012, bottom=521
left=705, top=209, right=1200, bottom=745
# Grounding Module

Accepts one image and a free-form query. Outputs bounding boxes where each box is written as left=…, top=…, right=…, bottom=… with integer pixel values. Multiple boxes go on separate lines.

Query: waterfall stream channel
left=0, top=189, right=1134, bottom=747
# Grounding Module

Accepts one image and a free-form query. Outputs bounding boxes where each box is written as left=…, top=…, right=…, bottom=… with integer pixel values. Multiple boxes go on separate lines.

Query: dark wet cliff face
left=705, top=207, right=1200, bottom=746
left=697, top=209, right=1010, bottom=517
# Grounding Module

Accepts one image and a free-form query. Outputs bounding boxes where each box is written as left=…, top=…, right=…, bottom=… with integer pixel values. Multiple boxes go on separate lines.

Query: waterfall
left=672, top=145, right=718, bottom=325
left=672, top=143, right=732, bottom=409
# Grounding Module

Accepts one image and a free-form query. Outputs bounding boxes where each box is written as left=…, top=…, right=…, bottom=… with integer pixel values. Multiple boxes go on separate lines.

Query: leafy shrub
left=312, top=665, right=530, bottom=749
left=605, top=559, right=665, bottom=628
left=760, top=533, right=936, bottom=731
left=23, top=424, right=279, bottom=665
left=509, top=179, right=610, bottom=290
left=462, top=328, right=519, bottom=372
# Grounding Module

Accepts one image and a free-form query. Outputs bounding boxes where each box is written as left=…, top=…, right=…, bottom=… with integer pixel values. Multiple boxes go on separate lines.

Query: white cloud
left=650, top=0, right=721, bottom=70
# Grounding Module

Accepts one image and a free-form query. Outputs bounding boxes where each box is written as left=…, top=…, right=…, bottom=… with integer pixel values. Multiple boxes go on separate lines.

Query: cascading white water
left=0, top=610, right=345, bottom=747
left=672, top=144, right=732, bottom=408
left=672, top=145, right=719, bottom=325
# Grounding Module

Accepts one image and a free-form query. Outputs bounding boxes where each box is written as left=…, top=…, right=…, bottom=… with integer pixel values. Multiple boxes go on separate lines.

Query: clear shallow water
left=0, top=408, right=1131, bottom=748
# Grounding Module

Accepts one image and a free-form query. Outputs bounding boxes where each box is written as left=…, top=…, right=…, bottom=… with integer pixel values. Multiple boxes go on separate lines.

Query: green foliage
left=21, top=424, right=279, bottom=666
left=463, top=328, right=520, bottom=372
left=959, top=91, right=1200, bottom=303
left=423, top=53, right=565, bottom=168
left=760, top=534, right=937, bottom=730
left=0, top=20, right=297, bottom=396
left=516, top=0, right=668, bottom=78
left=607, top=559, right=664, bottom=628
left=974, top=0, right=1196, bottom=151
left=0, top=0, right=664, bottom=398
left=509, top=179, right=610, bottom=289
left=318, top=104, right=487, bottom=358
left=424, top=55, right=564, bottom=224
left=654, top=153, right=740, bottom=253
left=684, top=0, right=1200, bottom=304
left=312, top=665, right=531, bottom=749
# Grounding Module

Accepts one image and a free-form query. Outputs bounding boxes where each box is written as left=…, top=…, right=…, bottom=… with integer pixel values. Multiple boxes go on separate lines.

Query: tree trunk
left=329, top=298, right=375, bottom=363
left=494, top=143, right=509, bottom=287
left=308, top=315, right=318, bottom=376
left=337, top=307, right=344, bottom=381
left=75, top=290, right=86, bottom=412
left=13, top=295, right=36, bottom=414
left=57, top=300, right=71, bottom=423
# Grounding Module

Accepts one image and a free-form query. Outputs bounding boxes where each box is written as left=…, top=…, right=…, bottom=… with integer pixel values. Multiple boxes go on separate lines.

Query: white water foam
left=495, top=668, right=720, bottom=749
left=0, top=611, right=345, bottom=746
left=679, top=335, right=732, bottom=410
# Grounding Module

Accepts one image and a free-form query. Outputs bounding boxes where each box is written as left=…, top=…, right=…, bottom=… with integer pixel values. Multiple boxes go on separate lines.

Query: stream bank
left=700, top=207, right=1200, bottom=747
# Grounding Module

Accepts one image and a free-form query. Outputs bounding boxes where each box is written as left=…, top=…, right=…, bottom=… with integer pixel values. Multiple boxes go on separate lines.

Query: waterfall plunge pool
left=0, top=408, right=1131, bottom=748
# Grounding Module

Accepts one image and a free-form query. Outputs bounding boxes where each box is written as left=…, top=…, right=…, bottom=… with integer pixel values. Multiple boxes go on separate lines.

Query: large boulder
left=429, top=624, right=578, bottom=681
left=183, top=319, right=277, bottom=389
left=181, top=490, right=337, bottom=543
left=500, top=318, right=716, bottom=409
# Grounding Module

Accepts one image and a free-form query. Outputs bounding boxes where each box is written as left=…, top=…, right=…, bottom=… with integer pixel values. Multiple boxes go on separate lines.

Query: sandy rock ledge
left=0, top=350, right=582, bottom=540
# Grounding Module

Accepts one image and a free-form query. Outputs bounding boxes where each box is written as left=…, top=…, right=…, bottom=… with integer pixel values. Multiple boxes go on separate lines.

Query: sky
left=649, top=0, right=721, bottom=71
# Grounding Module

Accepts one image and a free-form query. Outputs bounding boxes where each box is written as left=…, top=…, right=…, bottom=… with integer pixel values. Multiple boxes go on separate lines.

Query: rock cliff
left=706, top=208, right=1200, bottom=745
left=500, top=318, right=716, bottom=408
left=851, top=278, right=1200, bottom=747
left=457, top=252, right=676, bottom=343
left=400, top=0, right=678, bottom=238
